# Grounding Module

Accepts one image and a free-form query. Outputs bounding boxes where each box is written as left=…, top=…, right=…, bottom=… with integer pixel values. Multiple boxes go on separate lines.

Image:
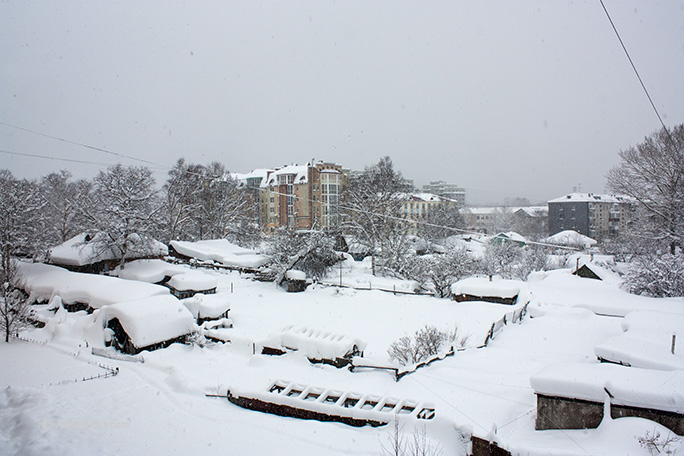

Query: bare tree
left=420, top=202, right=465, bottom=245
left=607, top=124, right=684, bottom=255
left=388, top=325, right=466, bottom=366
left=40, top=170, right=91, bottom=245
left=407, top=249, right=476, bottom=298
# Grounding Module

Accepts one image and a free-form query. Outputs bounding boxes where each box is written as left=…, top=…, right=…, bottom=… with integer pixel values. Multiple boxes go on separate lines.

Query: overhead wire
left=0, top=148, right=114, bottom=167
left=598, top=0, right=679, bottom=149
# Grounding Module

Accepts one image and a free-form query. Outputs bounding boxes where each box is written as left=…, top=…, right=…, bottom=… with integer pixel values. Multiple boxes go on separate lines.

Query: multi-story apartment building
left=547, top=193, right=632, bottom=240
left=402, top=193, right=458, bottom=235
left=258, top=162, right=346, bottom=233
left=421, top=181, right=466, bottom=207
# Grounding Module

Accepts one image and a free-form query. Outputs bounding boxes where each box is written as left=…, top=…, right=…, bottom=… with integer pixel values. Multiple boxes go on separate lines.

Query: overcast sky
left=1, top=1, right=683, bottom=204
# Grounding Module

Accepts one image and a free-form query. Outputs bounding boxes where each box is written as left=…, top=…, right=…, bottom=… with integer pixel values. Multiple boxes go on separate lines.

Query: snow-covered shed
left=451, top=277, right=522, bottom=305
left=283, top=269, right=308, bottom=292
left=101, top=295, right=198, bottom=355
left=530, top=362, right=684, bottom=434
left=181, top=292, right=230, bottom=324
left=48, top=232, right=168, bottom=273
left=166, top=272, right=217, bottom=299
left=489, top=232, right=527, bottom=247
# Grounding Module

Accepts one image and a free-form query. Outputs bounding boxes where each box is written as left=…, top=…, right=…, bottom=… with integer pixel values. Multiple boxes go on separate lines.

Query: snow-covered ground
left=2, top=260, right=683, bottom=455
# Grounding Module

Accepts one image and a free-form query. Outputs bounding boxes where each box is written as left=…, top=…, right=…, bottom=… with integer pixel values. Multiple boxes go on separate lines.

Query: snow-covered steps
left=223, top=380, right=435, bottom=427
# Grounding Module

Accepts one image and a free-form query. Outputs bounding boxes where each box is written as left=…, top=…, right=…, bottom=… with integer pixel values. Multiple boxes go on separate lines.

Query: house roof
left=261, top=165, right=310, bottom=187
left=547, top=193, right=631, bottom=204
left=102, top=295, right=197, bottom=348
left=48, top=232, right=168, bottom=267
left=545, top=230, right=597, bottom=248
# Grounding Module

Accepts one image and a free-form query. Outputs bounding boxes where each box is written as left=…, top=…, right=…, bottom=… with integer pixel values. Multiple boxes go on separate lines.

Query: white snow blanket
left=167, top=272, right=217, bottom=291
left=170, top=239, right=269, bottom=268
left=530, top=362, right=684, bottom=413
left=622, top=310, right=684, bottom=335
left=268, top=326, right=367, bottom=360
left=182, top=292, right=231, bottom=320
left=285, top=269, right=306, bottom=281
left=48, top=232, right=167, bottom=266
left=114, top=259, right=188, bottom=283
left=451, top=277, right=522, bottom=299
left=100, top=295, right=197, bottom=348
left=16, top=262, right=169, bottom=309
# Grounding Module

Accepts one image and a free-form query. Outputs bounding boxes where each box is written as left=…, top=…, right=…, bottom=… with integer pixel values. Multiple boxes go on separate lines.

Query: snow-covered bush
left=388, top=325, right=465, bottom=366
left=624, top=253, right=684, bottom=298
left=264, top=229, right=340, bottom=284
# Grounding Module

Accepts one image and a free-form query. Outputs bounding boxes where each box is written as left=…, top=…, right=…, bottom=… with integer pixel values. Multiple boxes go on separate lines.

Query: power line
left=598, top=0, right=678, bottom=148
left=0, top=148, right=114, bottom=167
left=0, top=120, right=163, bottom=168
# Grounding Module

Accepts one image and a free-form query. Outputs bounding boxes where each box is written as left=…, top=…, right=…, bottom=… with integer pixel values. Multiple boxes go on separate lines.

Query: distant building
left=547, top=193, right=632, bottom=240
left=258, top=161, right=348, bottom=233
left=422, top=181, right=465, bottom=207
left=401, top=193, right=457, bottom=235
left=461, top=206, right=547, bottom=237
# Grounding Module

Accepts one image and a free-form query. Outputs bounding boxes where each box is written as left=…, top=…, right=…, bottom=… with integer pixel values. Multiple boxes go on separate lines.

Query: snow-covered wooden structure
left=224, top=380, right=435, bottom=427
left=102, top=295, right=198, bottom=355
left=168, top=239, right=269, bottom=271
left=451, top=277, right=522, bottom=305
left=283, top=269, right=308, bottom=293
left=261, top=326, right=366, bottom=367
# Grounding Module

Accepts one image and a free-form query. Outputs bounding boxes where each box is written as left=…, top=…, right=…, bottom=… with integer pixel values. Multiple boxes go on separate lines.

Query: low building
left=401, top=193, right=457, bottom=236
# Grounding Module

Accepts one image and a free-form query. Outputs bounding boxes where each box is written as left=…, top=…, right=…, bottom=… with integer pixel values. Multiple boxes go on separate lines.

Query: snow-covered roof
left=594, top=332, right=684, bottom=371
left=513, top=206, right=548, bottom=217
left=181, top=292, right=230, bottom=320
left=530, top=362, right=684, bottom=413
left=547, top=193, right=631, bottom=204
left=491, top=232, right=528, bottom=244
left=409, top=193, right=443, bottom=202
left=462, top=207, right=502, bottom=215
left=451, top=277, right=522, bottom=299
left=48, top=232, right=168, bottom=267
left=115, top=259, right=188, bottom=283
left=101, top=295, right=197, bottom=348
left=167, top=272, right=217, bottom=291
left=17, top=261, right=169, bottom=309
left=622, top=310, right=684, bottom=335
left=170, top=239, right=269, bottom=269
left=261, top=165, right=309, bottom=187
left=230, top=169, right=273, bottom=187
left=285, top=269, right=306, bottom=281
left=545, top=230, right=597, bottom=248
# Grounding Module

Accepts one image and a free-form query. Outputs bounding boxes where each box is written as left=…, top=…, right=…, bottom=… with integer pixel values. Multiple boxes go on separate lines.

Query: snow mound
left=530, top=362, right=684, bottom=413
left=594, top=331, right=684, bottom=371
left=545, top=230, right=597, bottom=249
left=285, top=270, right=306, bottom=281
left=169, top=239, right=269, bottom=268
left=100, top=295, right=197, bottom=348
left=17, top=262, right=169, bottom=309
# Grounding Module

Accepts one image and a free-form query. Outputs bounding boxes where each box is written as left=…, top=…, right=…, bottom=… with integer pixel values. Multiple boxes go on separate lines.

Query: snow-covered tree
left=80, top=164, right=161, bottom=267
left=408, top=249, right=476, bottom=298
left=160, top=158, right=205, bottom=243
left=342, top=157, right=413, bottom=276
left=623, top=253, right=684, bottom=298
left=420, top=203, right=465, bottom=245
left=263, top=229, right=339, bottom=285
left=0, top=170, right=45, bottom=274
left=607, top=124, right=684, bottom=255
left=480, top=240, right=522, bottom=280
left=1, top=261, right=33, bottom=343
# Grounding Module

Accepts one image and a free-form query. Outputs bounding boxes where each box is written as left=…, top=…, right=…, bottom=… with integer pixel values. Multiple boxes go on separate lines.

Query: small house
left=489, top=232, right=527, bottom=247
left=102, top=295, right=198, bottom=355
